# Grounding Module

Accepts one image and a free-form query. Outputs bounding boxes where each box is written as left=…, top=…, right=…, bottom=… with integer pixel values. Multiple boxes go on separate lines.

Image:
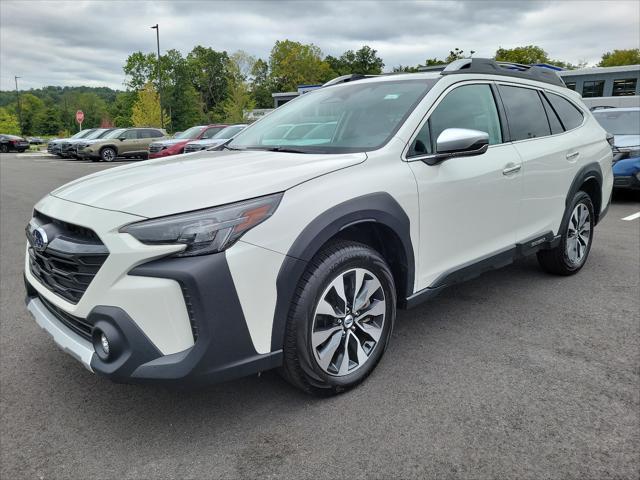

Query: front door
left=407, top=82, right=523, bottom=289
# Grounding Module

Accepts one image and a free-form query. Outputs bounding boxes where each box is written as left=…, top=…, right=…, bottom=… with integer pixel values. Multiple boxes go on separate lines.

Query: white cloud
left=1, top=0, right=638, bottom=90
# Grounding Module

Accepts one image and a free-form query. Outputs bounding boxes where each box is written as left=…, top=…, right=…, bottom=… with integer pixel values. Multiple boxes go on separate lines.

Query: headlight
left=120, top=193, right=283, bottom=257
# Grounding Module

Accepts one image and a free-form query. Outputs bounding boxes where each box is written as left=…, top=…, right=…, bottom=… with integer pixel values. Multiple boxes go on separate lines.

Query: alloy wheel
left=566, top=203, right=591, bottom=266
left=311, top=268, right=386, bottom=376
left=102, top=148, right=115, bottom=162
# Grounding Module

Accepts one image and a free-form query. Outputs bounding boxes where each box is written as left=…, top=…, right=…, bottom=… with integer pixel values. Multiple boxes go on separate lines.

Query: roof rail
left=440, top=58, right=566, bottom=88
left=322, top=74, right=369, bottom=87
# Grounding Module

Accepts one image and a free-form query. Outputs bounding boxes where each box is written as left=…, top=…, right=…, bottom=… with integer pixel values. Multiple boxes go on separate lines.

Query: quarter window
left=540, top=94, right=564, bottom=135
left=612, top=78, right=637, bottom=96
left=546, top=93, right=584, bottom=131
left=498, top=85, right=550, bottom=141
left=582, top=80, right=605, bottom=98
left=408, top=84, right=502, bottom=157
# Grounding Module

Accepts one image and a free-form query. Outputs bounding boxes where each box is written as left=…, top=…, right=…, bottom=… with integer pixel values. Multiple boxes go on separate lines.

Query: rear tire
left=1, top=144, right=9, bottom=153
left=280, top=241, right=396, bottom=396
left=100, top=147, right=117, bottom=162
left=537, top=191, right=594, bottom=275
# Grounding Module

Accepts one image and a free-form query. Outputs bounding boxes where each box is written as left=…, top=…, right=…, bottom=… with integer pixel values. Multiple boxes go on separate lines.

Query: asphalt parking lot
left=1, top=152, right=639, bottom=479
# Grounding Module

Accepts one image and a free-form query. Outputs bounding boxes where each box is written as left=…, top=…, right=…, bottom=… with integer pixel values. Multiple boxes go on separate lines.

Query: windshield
left=174, top=126, right=205, bottom=139
left=229, top=79, right=436, bottom=153
left=102, top=128, right=126, bottom=139
left=593, top=110, right=640, bottom=136
left=212, top=125, right=245, bottom=139
left=71, top=129, right=92, bottom=139
left=85, top=129, right=107, bottom=140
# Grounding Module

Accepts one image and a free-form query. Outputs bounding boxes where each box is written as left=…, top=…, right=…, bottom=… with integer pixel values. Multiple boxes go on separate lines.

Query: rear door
left=407, top=82, right=523, bottom=288
left=498, top=84, right=584, bottom=241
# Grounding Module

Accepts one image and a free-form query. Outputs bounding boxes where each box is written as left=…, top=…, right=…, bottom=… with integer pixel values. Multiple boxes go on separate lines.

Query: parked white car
left=183, top=124, right=248, bottom=153
left=24, top=59, right=613, bottom=395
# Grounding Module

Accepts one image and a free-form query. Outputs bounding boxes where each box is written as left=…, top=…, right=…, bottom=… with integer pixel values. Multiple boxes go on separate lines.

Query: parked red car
left=148, top=124, right=228, bottom=159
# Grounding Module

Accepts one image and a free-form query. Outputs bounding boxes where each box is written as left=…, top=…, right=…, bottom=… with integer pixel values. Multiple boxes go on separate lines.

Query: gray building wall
left=559, top=67, right=640, bottom=98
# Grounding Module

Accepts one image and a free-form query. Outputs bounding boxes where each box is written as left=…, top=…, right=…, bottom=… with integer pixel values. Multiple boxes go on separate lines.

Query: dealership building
left=558, top=64, right=639, bottom=108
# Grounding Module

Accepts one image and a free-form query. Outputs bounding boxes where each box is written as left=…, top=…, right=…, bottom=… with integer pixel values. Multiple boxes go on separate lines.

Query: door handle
left=566, top=151, right=580, bottom=161
left=502, top=163, right=521, bottom=175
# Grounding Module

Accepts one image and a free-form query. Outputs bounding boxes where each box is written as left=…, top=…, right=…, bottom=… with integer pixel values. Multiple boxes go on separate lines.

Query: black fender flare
left=564, top=162, right=603, bottom=225
left=270, top=192, right=414, bottom=351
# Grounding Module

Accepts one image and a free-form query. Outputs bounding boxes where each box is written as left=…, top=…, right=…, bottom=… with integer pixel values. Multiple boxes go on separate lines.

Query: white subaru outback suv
left=24, top=59, right=613, bottom=395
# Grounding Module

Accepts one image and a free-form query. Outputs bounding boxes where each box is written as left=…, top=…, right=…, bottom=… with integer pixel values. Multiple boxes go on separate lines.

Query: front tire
left=281, top=241, right=396, bottom=396
left=100, top=147, right=117, bottom=162
left=537, top=191, right=594, bottom=275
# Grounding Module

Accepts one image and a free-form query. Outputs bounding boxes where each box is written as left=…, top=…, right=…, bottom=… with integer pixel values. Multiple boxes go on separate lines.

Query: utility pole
left=14, top=76, right=22, bottom=135
left=150, top=24, right=164, bottom=129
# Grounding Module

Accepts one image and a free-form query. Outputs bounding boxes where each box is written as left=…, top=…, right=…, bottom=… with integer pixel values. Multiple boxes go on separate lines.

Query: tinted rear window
left=546, top=93, right=584, bottom=131
left=499, top=85, right=550, bottom=141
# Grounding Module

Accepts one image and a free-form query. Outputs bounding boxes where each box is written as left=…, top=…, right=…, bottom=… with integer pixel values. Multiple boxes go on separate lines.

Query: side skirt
left=400, top=232, right=560, bottom=309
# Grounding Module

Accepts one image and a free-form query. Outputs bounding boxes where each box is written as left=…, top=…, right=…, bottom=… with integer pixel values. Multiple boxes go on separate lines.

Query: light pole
left=150, top=24, right=164, bottom=129
left=14, top=76, right=22, bottom=135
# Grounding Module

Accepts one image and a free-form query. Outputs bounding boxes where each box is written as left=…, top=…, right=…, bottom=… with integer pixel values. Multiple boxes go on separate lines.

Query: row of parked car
left=46, top=123, right=248, bottom=162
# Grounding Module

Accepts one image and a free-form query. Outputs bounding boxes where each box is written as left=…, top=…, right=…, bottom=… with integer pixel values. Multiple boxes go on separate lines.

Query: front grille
left=149, top=144, right=164, bottom=153
left=27, top=212, right=109, bottom=304
left=184, top=144, right=204, bottom=153
left=38, top=294, right=93, bottom=341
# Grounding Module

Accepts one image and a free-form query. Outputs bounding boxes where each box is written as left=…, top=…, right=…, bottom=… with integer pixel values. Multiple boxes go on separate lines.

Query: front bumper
left=76, top=149, right=100, bottom=160
left=25, top=253, right=283, bottom=386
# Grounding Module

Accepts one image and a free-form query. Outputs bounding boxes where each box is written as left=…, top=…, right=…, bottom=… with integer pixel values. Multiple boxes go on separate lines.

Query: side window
left=499, top=85, right=550, bottom=140
left=540, top=94, right=564, bottom=135
left=122, top=130, right=137, bottom=140
left=546, top=93, right=584, bottom=131
left=582, top=80, right=604, bottom=97
left=150, top=129, right=164, bottom=138
left=408, top=84, right=502, bottom=157
left=137, top=130, right=149, bottom=139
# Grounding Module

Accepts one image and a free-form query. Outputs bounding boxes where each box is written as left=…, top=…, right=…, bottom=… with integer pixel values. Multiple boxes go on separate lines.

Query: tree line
left=0, top=43, right=638, bottom=137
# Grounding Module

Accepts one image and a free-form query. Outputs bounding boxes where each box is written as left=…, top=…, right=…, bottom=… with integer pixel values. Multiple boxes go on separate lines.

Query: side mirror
left=118, top=136, right=126, bottom=141
left=423, top=128, right=489, bottom=166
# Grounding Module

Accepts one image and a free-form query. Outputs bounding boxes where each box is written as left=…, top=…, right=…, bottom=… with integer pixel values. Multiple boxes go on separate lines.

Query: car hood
left=150, top=138, right=190, bottom=147
left=614, top=134, right=640, bottom=149
left=50, top=149, right=366, bottom=218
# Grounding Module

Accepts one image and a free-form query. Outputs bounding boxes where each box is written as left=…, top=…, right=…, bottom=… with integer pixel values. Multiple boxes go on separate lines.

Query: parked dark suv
left=0, top=134, right=30, bottom=153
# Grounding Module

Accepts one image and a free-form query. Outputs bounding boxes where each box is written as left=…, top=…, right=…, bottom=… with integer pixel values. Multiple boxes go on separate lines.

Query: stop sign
left=76, top=110, right=84, bottom=124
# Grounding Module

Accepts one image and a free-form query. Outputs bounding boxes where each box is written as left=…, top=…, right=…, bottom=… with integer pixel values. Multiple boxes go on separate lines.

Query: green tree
left=34, top=106, right=62, bottom=135
left=0, top=107, right=21, bottom=135
left=131, top=83, right=166, bottom=128
left=445, top=48, right=474, bottom=63
left=269, top=40, right=334, bottom=91
left=17, top=93, right=45, bottom=134
left=110, top=91, right=136, bottom=127
left=222, top=81, right=255, bottom=123
left=325, top=45, right=385, bottom=76
left=598, top=49, right=640, bottom=67
left=186, top=46, right=230, bottom=118
left=495, top=45, right=551, bottom=65
left=124, top=52, right=158, bottom=91
left=250, top=58, right=273, bottom=108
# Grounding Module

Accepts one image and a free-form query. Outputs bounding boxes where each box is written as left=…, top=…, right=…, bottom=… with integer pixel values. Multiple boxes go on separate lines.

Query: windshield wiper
left=254, top=146, right=311, bottom=154
left=220, top=144, right=244, bottom=151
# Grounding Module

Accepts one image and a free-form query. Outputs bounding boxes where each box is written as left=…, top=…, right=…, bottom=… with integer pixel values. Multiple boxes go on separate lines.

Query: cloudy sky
left=1, top=0, right=639, bottom=91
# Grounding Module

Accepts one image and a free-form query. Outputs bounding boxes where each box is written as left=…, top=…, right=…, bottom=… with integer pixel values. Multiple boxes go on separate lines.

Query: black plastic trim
left=271, top=192, right=414, bottom=351
left=128, top=252, right=282, bottom=385
left=403, top=232, right=559, bottom=309
left=566, top=162, right=603, bottom=222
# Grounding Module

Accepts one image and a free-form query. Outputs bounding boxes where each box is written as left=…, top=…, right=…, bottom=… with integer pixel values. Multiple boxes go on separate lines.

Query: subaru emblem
left=32, top=227, right=49, bottom=251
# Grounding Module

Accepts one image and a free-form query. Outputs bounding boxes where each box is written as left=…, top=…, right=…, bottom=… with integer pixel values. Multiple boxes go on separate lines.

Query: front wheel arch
left=271, top=193, right=414, bottom=352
